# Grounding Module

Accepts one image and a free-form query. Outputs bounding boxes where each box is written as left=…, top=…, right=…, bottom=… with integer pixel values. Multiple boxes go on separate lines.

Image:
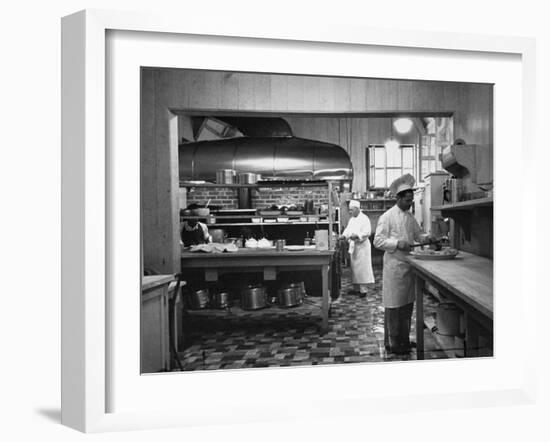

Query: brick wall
left=187, top=187, right=328, bottom=209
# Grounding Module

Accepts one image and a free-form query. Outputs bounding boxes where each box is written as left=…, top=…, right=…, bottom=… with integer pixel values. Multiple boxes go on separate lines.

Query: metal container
left=210, top=229, right=226, bottom=243
left=241, top=285, right=268, bottom=310
left=216, top=169, right=236, bottom=184
left=188, top=288, right=210, bottom=310
left=210, top=291, right=231, bottom=309
left=277, top=282, right=304, bottom=307
left=436, top=302, right=462, bottom=336
left=314, top=230, right=329, bottom=250
left=190, top=207, right=210, bottom=217
left=275, top=239, right=286, bottom=251
left=237, top=172, right=260, bottom=184
left=224, top=237, right=242, bottom=247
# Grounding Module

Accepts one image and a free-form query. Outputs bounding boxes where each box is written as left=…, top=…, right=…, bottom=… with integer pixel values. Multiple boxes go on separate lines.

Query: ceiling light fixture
left=393, top=117, right=413, bottom=134
left=384, top=117, right=399, bottom=150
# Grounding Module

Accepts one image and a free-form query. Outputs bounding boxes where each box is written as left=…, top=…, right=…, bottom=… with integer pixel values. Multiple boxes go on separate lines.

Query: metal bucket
left=436, top=302, right=462, bottom=336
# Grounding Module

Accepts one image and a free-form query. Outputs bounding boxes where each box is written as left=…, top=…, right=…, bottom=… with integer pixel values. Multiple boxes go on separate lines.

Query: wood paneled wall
left=141, top=68, right=493, bottom=272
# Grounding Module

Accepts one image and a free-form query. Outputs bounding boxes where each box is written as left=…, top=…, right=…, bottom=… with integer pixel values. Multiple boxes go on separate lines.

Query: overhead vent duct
left=179, top=136, right=353, bottom=184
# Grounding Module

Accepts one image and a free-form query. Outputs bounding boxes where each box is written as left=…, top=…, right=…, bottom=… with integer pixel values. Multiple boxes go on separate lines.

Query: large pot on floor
left=241, top=285, right=268, bottom=310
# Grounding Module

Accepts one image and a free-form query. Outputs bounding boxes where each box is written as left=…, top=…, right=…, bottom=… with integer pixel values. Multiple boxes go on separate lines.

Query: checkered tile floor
left=174, top=266, right=447, bottom=372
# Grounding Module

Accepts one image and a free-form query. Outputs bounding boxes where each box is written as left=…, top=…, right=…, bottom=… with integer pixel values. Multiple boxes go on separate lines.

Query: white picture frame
left=61, top=9, right=537, bottom=433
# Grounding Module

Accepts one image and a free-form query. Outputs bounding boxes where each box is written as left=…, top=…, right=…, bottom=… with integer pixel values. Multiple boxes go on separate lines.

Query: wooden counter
left=406, top=252, right=493, bottom=359
left=181, top=248, right=334, bottom=333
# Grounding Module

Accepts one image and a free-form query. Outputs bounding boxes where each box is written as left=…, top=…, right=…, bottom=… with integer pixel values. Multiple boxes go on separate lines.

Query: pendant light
left=394, top=117, right=413, bottom=134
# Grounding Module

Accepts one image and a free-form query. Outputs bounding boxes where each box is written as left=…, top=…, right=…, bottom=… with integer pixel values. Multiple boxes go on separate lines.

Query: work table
left=180, top=247, right=336, bottom=333
left=406, top=251, right=493, bottom=358
left=406, top=252, right=493, bottom=319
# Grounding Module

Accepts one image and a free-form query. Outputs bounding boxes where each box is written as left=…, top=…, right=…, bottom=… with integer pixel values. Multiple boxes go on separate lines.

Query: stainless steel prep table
left=406, top=251, right=493, bottom=359
left=181, top=248, right=335, bottom=333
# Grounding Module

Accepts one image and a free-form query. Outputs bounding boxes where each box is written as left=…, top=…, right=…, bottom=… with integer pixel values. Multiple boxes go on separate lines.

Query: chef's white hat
left=349, top=200, right=360, bottom=209
left=389, top=173, right=416, bottom=196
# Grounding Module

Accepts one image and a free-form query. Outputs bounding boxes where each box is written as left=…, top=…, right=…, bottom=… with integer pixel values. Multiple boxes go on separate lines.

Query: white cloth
left=342, top=211, right=375, bottom=284
left=374, top=205, right=428, bottom=308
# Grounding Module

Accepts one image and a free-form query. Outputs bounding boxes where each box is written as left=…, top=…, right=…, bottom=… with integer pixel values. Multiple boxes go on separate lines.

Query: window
left=367, top=143, right=416, bottom=189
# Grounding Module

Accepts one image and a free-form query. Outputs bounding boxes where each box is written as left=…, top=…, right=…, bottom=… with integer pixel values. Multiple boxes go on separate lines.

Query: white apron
left=342, top=212, right=375, bottom=284
left=373, top=205, right=427, bottom=308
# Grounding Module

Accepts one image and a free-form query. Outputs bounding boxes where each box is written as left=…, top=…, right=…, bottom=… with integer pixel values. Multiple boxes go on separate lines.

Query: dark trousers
left=384, top=302, right=414, bottom=349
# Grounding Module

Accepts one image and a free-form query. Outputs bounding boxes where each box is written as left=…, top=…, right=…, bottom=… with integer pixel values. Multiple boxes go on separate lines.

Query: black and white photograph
left=140, top=68, right=494, bottom=373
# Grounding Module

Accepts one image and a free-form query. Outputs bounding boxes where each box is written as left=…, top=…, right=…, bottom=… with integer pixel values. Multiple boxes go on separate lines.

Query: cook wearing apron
left=180, top=219, right=211, bottom=247
left=374, top=174, right=434, bottom=355
left=340, top=200, right=374, bottom=297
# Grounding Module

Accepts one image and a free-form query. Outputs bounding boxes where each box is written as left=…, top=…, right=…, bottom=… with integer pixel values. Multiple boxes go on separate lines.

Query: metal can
left=276, top=239, right=286, bottom=251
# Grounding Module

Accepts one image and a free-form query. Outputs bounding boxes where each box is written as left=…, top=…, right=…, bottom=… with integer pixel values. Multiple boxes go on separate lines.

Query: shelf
left=184, top=297, right=323, bottom=317
left=431, top=197, right=493, bottom=211
left=180, top=180, right=331, bottom=188
left=204, top=222, right=331, bottom=227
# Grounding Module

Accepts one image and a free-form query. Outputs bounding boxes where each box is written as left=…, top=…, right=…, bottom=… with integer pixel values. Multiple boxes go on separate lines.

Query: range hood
left=179, top=136, right=353, bottom=184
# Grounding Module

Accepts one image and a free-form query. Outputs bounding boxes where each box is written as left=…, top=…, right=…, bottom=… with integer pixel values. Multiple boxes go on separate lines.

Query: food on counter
left=244, top=237, right=274, bottom=248
left=257, top=238, right=273, bottom=248
left=245, top=238, right=258, bottom=248
left=189, top=243, right=238, bottom=253
left=410, top=247, right=458, bottom=260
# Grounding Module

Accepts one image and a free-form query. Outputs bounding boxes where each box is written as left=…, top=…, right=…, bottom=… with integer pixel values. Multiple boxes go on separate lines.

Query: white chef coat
left=342, top=211, right=375, bottom=284
left=374, top=204, right=428, bottom=308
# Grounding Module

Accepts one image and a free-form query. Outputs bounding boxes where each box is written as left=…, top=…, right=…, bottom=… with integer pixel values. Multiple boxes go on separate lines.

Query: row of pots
left=216, top=169, right=261, bottom=185
left=187, top=282, right=306, bottom=310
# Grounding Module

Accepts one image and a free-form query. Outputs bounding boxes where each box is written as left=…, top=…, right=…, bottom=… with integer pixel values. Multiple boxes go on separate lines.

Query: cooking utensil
left=410, top=239, right=443, bottom=251
left=285, top=245, right=305, bottom=251
left=410, top=249, right=459, bottom=260
left=237, top=172, right=259, bottom=184
left=210, top=229, right=226, bottom=243
left=216, top=169, right=236, bottom=184
left=240, top=285, right=268, bottom=310
left=210, top=291, right=231, bottom=309
left=304, top=199, right=315, bottom=214
left=191, top=207, right=210, bottom=217
left=277, top=282, right=305, bottom=307
left=436, top=302, right=462, bottom=336
left=188, top=288, right=210, bottom=309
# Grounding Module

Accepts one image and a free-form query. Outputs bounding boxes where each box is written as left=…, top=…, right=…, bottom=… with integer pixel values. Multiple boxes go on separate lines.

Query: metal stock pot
left=211, top=291, right=231, bottom=309
left=241, top=285, right=267, bottom=310
left=188, top=288, right=210, bottom=309
left=277, top=282, right=305, bottom=307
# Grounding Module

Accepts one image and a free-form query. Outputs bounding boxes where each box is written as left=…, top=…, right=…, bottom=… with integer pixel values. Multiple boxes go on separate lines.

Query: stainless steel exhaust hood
left=179, top=136, right=354, bottom=184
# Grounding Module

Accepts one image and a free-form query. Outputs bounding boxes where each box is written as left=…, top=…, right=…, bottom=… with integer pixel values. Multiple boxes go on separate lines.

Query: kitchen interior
left=140, top=68, right=493, bottom=373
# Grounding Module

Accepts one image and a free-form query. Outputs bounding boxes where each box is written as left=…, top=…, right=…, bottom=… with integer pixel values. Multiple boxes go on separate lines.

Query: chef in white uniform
left=340, top=200, right=375, bottom=298
left=374, top=174, right=435, bottom=354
